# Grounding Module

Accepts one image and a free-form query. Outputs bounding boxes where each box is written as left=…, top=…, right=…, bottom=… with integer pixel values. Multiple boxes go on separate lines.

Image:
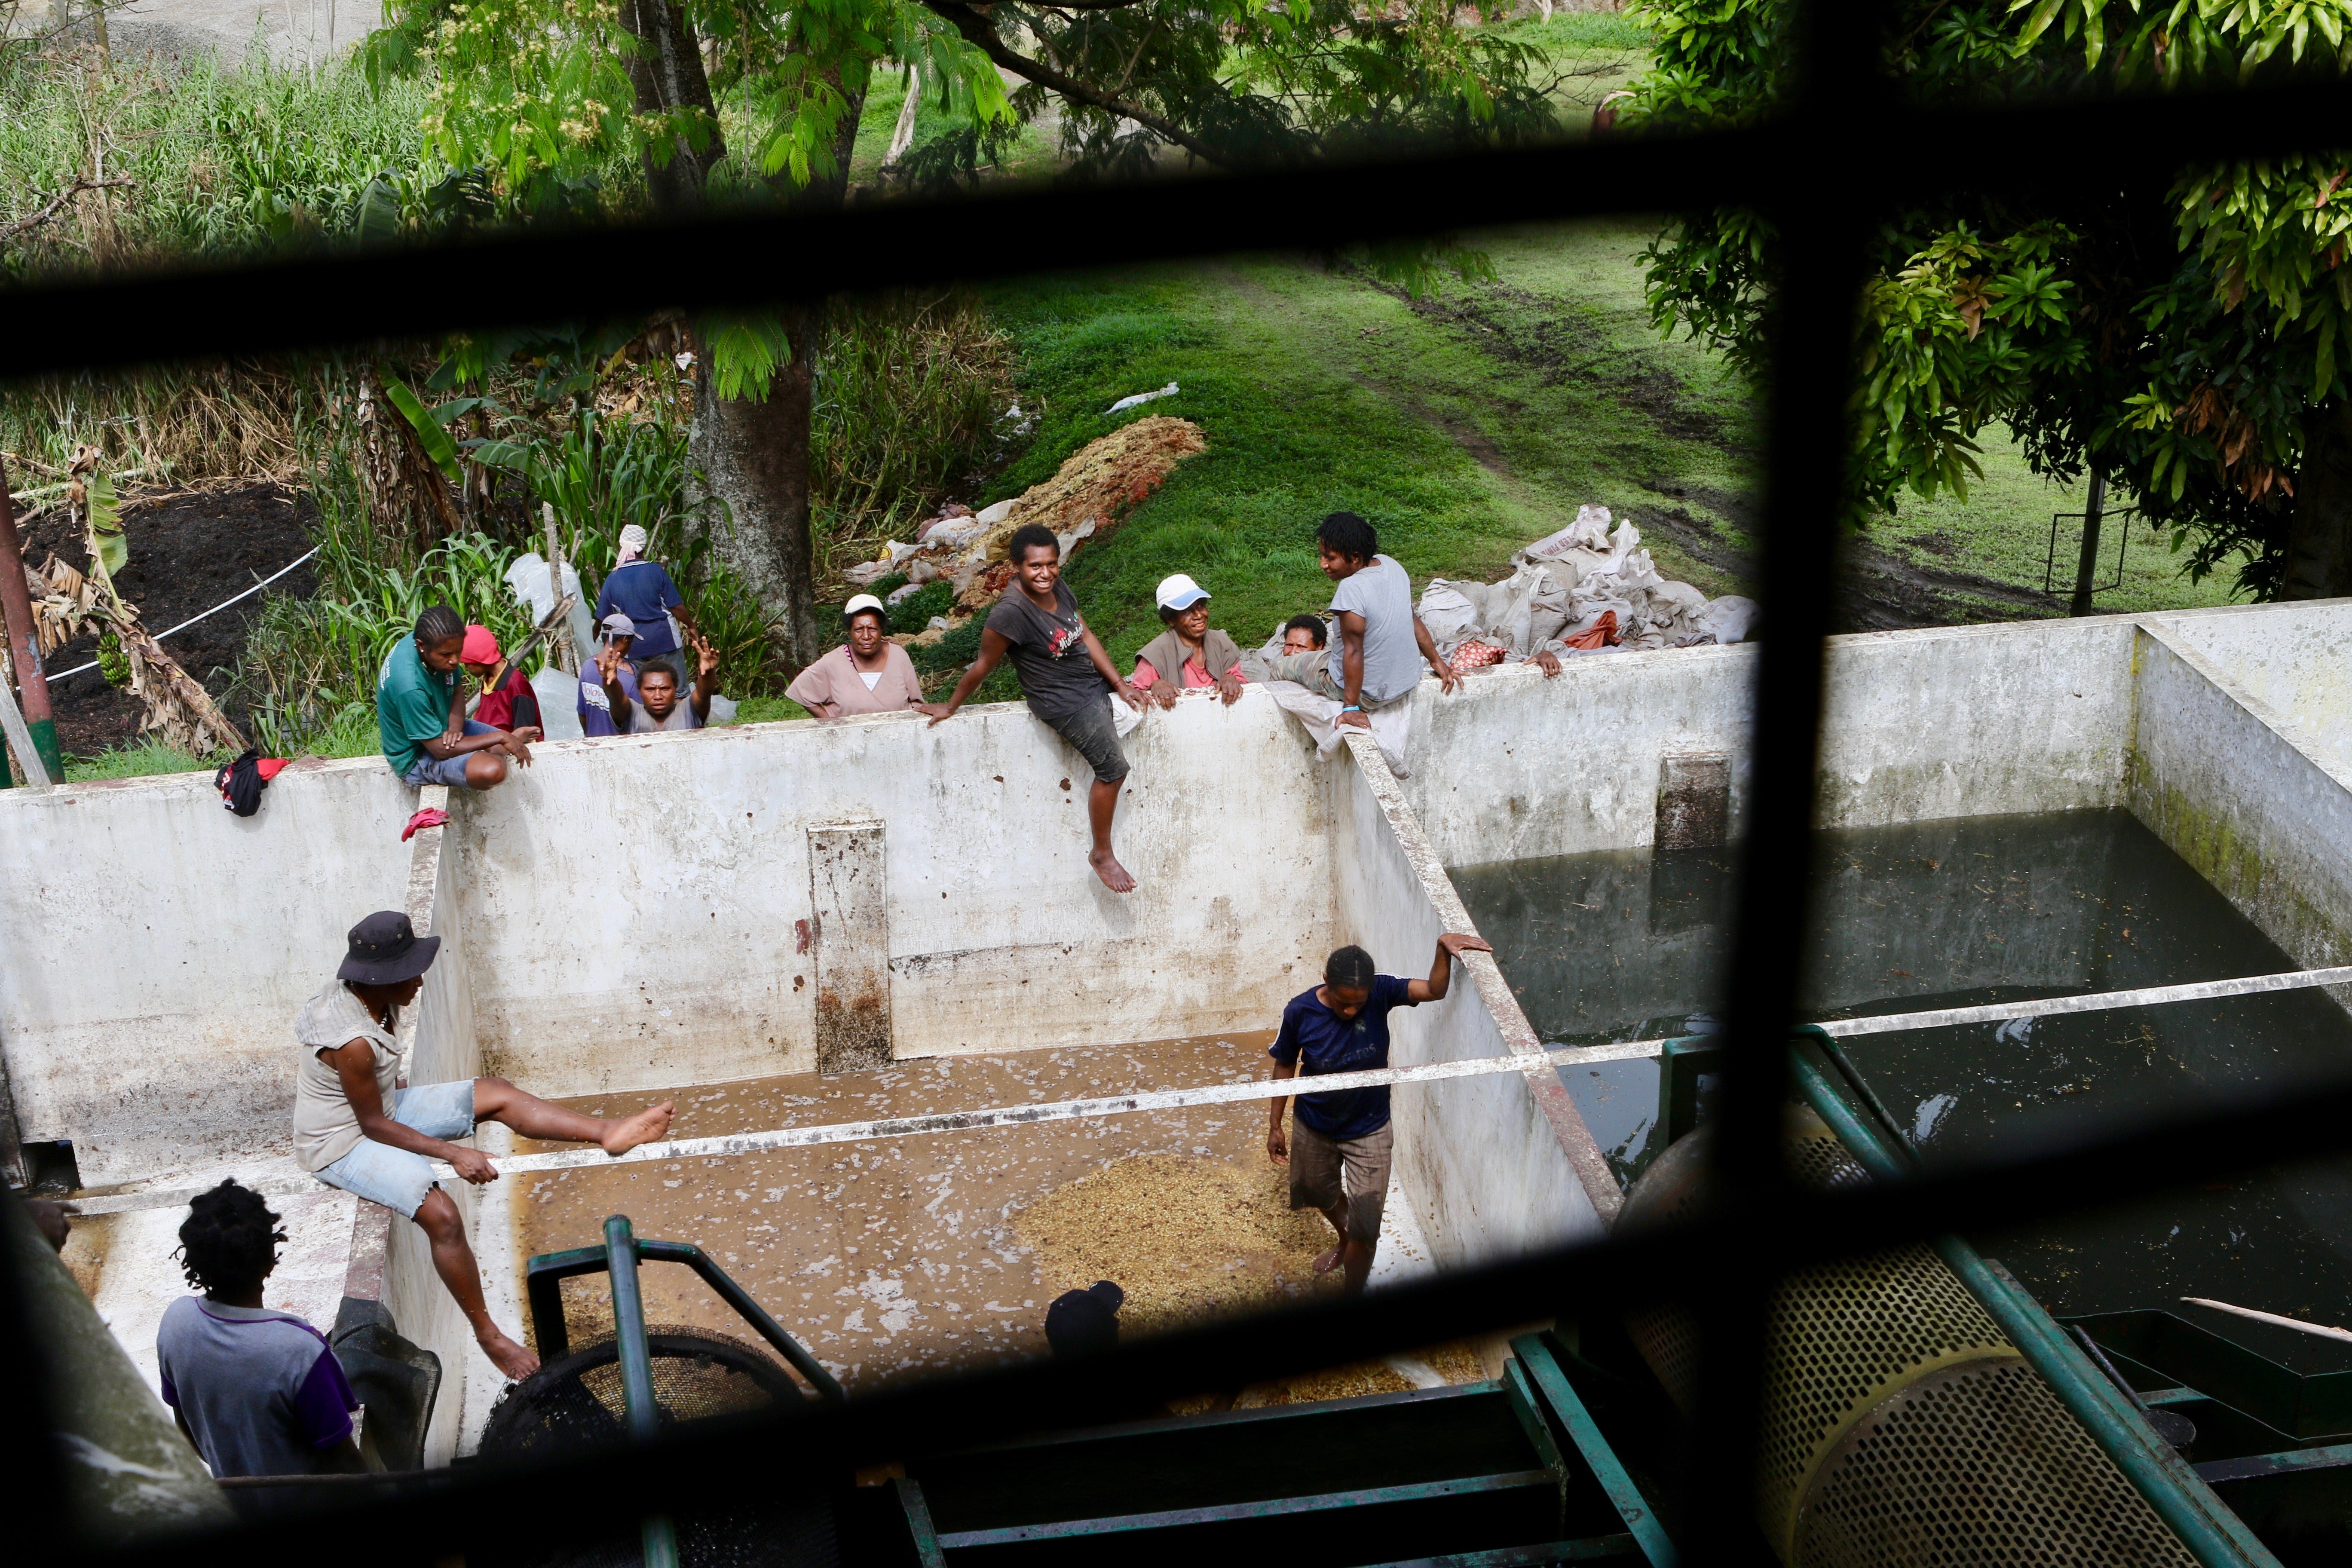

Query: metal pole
left=604, top=1215, right=678, bottom=1568
left=2070, top=467, right=2107, bottom=616
left=545, top=504, right=575, bottom=676
left=1690, top=0, right=1873, bottom=1545
left=1786, top=1049, right=2276, bottom=1568
left=0, top=466, right=64, bottom=784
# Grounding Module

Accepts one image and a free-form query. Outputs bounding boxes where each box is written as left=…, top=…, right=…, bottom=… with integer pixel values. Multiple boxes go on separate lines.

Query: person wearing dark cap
left=1044, top=1280, right=1126, bottom=1358
left=1267, top=934, right=1491, bottom=1295
left=577, top=612, right=642, bottom=738
left=295, top=911, right=676, bottom=1380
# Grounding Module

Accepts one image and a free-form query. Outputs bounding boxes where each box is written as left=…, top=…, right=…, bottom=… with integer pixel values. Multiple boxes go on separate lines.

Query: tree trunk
left=616, top=0, right=725, bottom=214
left=2285, top=399, right=2352, bottom=600
left=690, top=306, right=824, bottom=666
left=686, top=77, right=864, bottom=674
left=2069, top=467, right=2104, bottom=617
left=615, top=0, right=864, bottom=677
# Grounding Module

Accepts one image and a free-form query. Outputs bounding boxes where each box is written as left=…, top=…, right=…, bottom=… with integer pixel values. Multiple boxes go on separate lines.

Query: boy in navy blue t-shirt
left=1267, top=933, right=1492, bottom=1293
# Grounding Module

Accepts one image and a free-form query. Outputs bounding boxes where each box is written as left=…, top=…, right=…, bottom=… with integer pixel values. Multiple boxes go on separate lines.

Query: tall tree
left=1628, top=0, right=2352, bottom=599
left=371, top=0, right=1557, bottom=665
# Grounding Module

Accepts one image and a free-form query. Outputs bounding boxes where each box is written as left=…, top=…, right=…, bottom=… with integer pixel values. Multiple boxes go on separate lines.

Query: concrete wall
left=2129, top=623, right=2352, bottom=985
left=2150, top=600, right=2352, bottom=779
left=1404, top=645, right=1755, bottom=867
left=379, top=802, right=482, bottom=1468
left=1327, top=735, right=1618, bottom=1258
left=1406, top=616, right=2139, bottom=870
left=0, top=758, right=415, bottom=1187
left=458, top=695, right=1337, bottom=1100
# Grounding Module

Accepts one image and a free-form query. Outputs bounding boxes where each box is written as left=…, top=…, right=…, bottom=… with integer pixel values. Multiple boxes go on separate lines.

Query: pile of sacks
left=846, top=416, right=1208, bottom=615
left=1417, top=505, right=1757, bottom=666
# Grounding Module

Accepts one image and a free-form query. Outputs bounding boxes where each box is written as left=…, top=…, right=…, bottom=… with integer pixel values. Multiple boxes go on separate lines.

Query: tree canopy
left=1628, top=0, right=2352, bottom=597
left=361, top=0, right=1569, bottom=666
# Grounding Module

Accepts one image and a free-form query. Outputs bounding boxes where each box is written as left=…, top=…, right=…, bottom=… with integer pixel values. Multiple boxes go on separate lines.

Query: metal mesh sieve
left=476, top=1325, right=835, bottom=1568
left=1618, top=1111, right=2198, bottom=1566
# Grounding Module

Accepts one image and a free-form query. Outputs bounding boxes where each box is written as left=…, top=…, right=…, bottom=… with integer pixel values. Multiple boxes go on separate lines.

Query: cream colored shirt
left=292, top=978, right=399, bottom=1172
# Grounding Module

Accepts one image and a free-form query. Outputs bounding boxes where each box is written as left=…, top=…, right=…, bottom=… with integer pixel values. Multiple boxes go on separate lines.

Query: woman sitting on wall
left=784, top=594, right=926, bottom=717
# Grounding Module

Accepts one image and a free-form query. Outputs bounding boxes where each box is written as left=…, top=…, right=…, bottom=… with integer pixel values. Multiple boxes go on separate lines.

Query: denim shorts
left=312, top=1078, right=478, bottom=1217
left=1042, top=695, right=1130, bottom=784
left=402, top=720, right=498, bottom=790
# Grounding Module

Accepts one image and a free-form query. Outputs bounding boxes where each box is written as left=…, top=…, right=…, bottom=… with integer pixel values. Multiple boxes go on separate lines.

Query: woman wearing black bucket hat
left=294, top=911, right=675, bottom=1381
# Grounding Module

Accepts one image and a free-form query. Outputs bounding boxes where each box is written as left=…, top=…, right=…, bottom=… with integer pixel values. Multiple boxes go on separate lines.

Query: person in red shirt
left=461, top=625, right=541, bottom=735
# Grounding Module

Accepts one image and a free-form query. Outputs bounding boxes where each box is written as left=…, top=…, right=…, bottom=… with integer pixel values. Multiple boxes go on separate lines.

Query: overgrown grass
left=61, top=737, right=218, bottom=781
left=0, top=48, right=430, bottom=280
left=971, top=219, right=2240, bottom=685
left=977, top=263, right=1565, bottom=674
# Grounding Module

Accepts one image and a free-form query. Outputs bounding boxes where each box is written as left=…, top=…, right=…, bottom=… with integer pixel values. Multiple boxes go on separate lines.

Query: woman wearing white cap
left=594, top=524, right=693, bottom=672
left=1128, top=573, right=1245, bottom=708
left=784, top=594, right=926, bottom=716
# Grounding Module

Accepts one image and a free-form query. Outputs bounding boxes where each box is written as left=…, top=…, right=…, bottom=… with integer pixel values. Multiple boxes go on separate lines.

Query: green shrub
left=62, top=738, right=218, bottom=781
left=720, top=694, right=814, bottom=725
left=888, top=582, right=956, bottom=633
left=910, top=615, right=1019, bottom=704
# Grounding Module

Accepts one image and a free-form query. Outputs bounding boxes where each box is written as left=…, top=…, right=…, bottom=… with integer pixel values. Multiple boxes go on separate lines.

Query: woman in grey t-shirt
left=922, top=523, right=1147, bottom=892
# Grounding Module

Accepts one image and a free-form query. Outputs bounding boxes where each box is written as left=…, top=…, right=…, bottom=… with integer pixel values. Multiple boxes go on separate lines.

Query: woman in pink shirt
left=1129, top=573, right=1246, bottom=709
left=786, top=594, right=927, bottom=717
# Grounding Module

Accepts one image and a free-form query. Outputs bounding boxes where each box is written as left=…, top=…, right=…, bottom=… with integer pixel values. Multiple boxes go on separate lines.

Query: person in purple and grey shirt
left=157, top=1180, right=364, bottom=1488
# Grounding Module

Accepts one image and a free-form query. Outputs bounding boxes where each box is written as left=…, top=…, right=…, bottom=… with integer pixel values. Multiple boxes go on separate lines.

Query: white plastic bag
left=506, top=553, right=597, bottom=671
left=531, top=665, right=585, bottom=740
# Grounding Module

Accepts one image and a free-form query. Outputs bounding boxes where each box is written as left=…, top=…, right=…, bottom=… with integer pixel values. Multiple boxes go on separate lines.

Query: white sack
left=1699, top=595, right=1760, bottom=645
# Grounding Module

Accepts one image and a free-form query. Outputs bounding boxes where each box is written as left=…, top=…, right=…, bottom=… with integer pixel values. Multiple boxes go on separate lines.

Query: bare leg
left=416, top=1188, right=537, bottom=1379
left=1086, top=777, right=1135, bottom=893
left=1313, top=1202, right=1350, bottom=1274
left=472, top=1075, right=674, bottom=1154
left=1340, top=1233, right=1376, bottom=1295
left=462, top=752, right=508, bottom=789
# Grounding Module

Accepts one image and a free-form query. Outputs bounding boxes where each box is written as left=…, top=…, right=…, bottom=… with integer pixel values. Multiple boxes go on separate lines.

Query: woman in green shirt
left=377, top=606, right=538, bottom=790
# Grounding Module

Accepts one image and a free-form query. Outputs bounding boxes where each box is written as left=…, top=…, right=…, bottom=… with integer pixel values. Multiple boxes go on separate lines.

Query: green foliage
left=62, top=738, right=219, bottom=782
left=243, top=460, right=539, bottom=752
left=812, top=292, right=1013, bottom=543
left=1625, top=0, right=2352, bottom=592
left=886, top=580, right=954, bottom=632
left=720, top=693, right=815, bottom=724
left=84, top=469, right=126, bottom=576
left=0, top=49, right=432, bottom=278
left=975, top=263, right=1544, bottom=671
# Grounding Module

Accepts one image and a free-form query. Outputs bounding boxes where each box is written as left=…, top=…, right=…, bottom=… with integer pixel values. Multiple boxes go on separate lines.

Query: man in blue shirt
left=1267, top=933, right=1491, bottom=1293
left=594, top=525, right=692, bottom=671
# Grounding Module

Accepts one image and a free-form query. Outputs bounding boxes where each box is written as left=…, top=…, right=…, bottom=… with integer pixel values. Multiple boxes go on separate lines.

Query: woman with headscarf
left=594, top=524, right=692, bottom=672
left=785, top=594, right=926, bottom=717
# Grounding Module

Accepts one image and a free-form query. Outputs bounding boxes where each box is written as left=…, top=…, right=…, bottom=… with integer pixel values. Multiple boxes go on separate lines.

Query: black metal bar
left=523, top=1242, right=640, bottom=1361
left=932, top=1470, right=1556, bottom=1547
left=9, top=78, right=2352, bottom=381
left=636, top=1240, right=845, bottom=1403
left=605, top=1216, right=680, bottom=1568
left=2194, top=1442, right=2352, bottom=1485
left=1691, top=0, right=1876, bottom=1546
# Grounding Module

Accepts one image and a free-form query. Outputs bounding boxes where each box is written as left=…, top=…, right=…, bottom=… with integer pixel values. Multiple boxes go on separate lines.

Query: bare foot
left=602, top=1101, right=675, bottom=1155
left=1313, top=1245, right=1344, bottom=1274
left=481, top=1327, right=540, bottom=1381
left=1089, top=848, right=1136, bottom=893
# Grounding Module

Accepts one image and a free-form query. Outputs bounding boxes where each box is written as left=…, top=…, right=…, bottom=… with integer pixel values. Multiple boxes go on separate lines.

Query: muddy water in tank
left=1453, top=809, right=2352, bottom=1372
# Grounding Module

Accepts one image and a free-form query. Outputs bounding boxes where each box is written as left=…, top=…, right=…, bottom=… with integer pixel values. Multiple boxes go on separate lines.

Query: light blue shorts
left=313, top=1079, right=478, bottom=1217
left=402, top=720, right=498, bottom=790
